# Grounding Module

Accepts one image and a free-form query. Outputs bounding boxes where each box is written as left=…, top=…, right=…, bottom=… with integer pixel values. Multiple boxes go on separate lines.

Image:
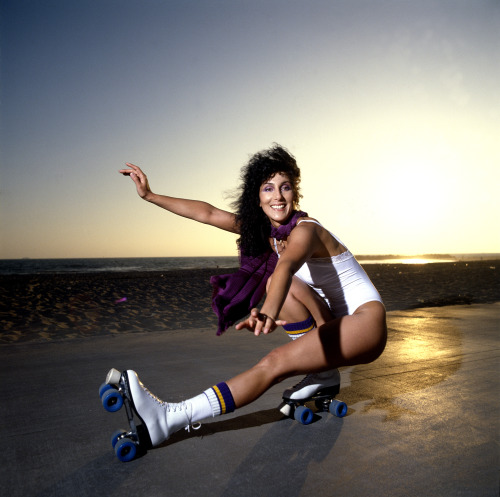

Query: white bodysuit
left=274, top=219, right=383, bottom=318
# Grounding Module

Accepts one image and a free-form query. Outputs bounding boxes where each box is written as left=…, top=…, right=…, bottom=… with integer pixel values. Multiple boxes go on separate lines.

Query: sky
left=1, top=0, right=499, bottom=259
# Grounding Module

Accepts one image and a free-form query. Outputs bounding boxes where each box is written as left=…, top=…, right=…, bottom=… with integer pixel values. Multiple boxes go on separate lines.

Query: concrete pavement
left=1, top=303, right=499, bottom=496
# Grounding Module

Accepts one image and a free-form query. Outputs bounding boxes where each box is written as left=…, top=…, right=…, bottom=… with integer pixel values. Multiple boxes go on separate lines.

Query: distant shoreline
left=2, top=253, right=499, bottom=262
left=1, top=253, right=499, bottom=275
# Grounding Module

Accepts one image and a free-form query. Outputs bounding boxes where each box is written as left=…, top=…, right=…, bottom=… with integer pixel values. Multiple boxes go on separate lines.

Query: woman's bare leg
left=118, top=304, right=386, bottom=447
left=272, top=275, right=334, bottom=327
left=227, top=301, right=387, bottom=407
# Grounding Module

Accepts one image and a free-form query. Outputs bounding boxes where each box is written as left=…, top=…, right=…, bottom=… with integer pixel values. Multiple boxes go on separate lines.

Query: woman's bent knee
left=354, top=301, right=387, bottom=363
left=318, top=301, right=387, bottom=366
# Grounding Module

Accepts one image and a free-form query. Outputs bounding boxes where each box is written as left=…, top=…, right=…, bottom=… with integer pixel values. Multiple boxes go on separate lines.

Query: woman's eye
left=263, top=186, right=273, bottom=192
left=281, top=184, right=292, bottom=192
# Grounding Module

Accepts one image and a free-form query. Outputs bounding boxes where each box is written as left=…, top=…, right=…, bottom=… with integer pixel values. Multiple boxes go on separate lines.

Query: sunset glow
left=1, top=0, right=498, bottom=259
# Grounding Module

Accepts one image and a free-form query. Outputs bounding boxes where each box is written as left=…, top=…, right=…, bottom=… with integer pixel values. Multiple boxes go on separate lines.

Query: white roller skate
left=279, top=369, right=346, bottom=424
left=123, top=370, right=195, bottom=446
left=282, top=369, right=341, bottom=400
left=100, top=369, right=198, bottom=461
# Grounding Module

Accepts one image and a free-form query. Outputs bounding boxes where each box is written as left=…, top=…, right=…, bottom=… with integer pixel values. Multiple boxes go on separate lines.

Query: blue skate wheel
left=329, top=399, right=347, bottom=418
left=99, top=382, right=113, bottom=398
left=111, top=429, right=126, bottom=449
left=101, top=388, right=124, bottom=412
left=294, top=406, right=314, bottom=425
left=115, top=437, right=137, bottom=462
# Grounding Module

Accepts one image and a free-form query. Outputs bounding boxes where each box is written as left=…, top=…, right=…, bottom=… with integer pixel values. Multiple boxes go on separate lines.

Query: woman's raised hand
left=235, top=308, right=286, bottom=336
left=119, top=163, right=153, bottom=200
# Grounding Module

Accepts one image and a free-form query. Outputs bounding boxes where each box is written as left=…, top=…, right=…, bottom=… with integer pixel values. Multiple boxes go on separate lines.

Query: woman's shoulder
left=291, top=217, right=326, bottom=241
left=296, top=216, right=323, bottom=228
left=295, top=217, right=346, bottom=254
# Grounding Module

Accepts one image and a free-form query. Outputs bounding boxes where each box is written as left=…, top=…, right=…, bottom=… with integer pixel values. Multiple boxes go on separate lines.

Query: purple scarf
left=210, top=211, right=307, bottom=335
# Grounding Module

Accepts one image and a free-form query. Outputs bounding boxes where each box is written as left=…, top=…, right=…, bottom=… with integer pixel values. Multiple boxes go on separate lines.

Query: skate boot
left=121, top=370, right=195, bottom=447
left=282, top=369, right=340, bottom=400
left=279, top=369, right=346, bottom=421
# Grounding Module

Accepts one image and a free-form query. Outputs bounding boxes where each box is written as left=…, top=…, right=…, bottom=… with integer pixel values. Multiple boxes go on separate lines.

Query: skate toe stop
left=106, top=368, right=122, bottom=385
left=279, top=402, right=292, bottom=417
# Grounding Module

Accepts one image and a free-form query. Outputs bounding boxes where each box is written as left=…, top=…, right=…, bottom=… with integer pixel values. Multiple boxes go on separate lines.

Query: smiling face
left=259, top=172, right=295, bottom=228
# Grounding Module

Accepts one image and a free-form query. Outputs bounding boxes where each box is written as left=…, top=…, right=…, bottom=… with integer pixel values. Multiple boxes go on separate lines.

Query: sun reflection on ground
left=339, top=310, right=463, bottom=421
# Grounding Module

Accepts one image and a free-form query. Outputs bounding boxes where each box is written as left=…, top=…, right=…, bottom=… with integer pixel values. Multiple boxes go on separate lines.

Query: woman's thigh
left=267, top=301, right=387, bottom=379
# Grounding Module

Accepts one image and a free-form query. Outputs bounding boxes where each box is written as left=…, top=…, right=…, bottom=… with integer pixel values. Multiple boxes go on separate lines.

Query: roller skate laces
left=138, top=380, right=202, bottom=433
left=165, top=401, right=202, bottom=433
left=139, top=380, right=201, bottom=432
left=126, top=371, right=201, bottom=446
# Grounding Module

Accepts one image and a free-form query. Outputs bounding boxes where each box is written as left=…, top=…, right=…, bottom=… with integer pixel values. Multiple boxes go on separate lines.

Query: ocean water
left=0, top=254, right=497, bottom=275
left=0, top=257, right=240, bottom=275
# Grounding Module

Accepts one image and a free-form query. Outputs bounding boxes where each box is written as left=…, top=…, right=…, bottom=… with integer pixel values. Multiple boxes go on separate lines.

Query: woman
left=114, top=144, right=386, bottom=447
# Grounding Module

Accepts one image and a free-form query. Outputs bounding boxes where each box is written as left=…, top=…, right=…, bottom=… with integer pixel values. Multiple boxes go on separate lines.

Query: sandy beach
left=1, top=260, right=498, bottom=344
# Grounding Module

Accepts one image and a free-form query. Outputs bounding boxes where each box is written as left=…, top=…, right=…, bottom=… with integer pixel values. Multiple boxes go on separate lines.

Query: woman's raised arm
left=119, top=163, right=239, bottom=233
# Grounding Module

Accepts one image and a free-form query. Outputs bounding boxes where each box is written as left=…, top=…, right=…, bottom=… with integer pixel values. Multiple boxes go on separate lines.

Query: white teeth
left=271, top=205, right=285, bottom=210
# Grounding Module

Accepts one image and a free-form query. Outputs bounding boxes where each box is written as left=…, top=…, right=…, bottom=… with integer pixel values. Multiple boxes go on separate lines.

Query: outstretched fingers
left=118, top=163, right=151, bottom=199
left=235, top=308, right=286, bottom=336
left=119, top=162, right=140, bottom=175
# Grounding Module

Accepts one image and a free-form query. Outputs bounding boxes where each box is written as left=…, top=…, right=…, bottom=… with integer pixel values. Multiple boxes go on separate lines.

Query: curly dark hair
left=231, top=144, right=302, bottom=256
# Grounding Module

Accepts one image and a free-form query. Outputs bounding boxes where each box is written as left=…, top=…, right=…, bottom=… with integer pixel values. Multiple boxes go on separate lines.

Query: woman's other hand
left=235, top=308, right=286, bottom=336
